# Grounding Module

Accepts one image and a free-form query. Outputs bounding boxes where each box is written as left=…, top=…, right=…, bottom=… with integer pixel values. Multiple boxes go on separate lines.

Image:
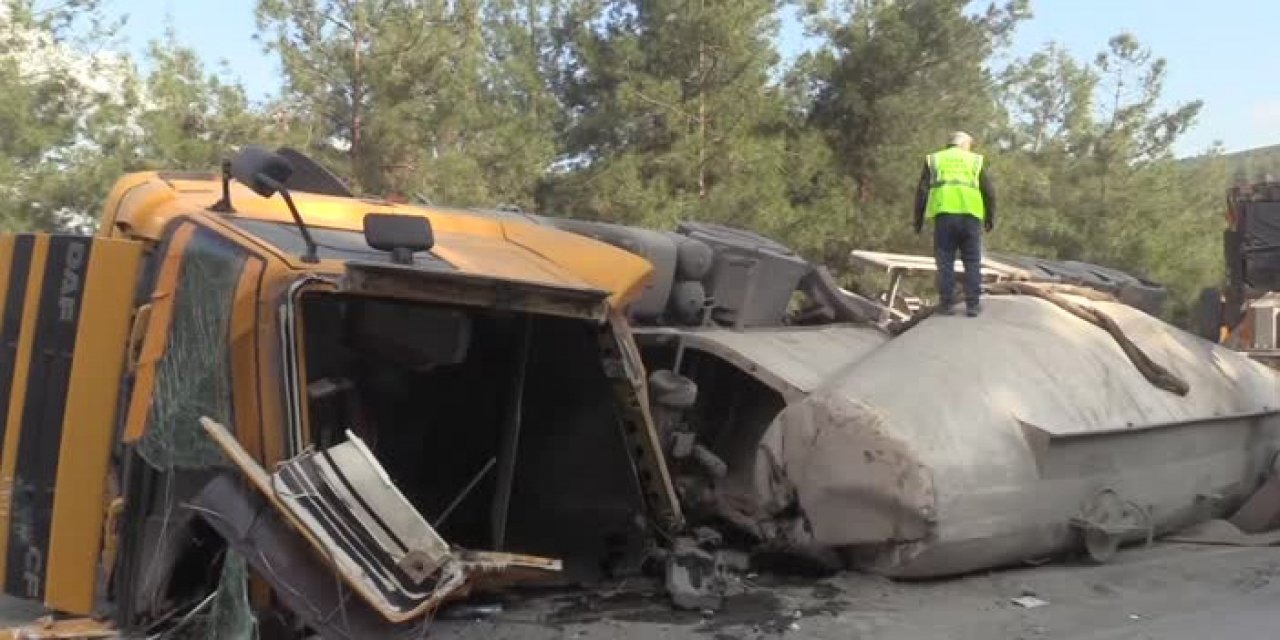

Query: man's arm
left=980, top=165, right=997, bottom=230
left=914, top=163, right=930, bottom=233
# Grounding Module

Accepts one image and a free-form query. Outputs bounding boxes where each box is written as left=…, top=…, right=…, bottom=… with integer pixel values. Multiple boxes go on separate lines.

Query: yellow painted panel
left=0, top=236, right=49, bottom=584
left=230, top=260, right=265, bottom=461
left=500, top=221, right=653, bottom=309
left=44, top=238, right=143, bottom=614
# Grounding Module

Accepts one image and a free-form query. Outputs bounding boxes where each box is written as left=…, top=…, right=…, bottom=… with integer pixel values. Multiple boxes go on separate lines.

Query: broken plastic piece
left=196, top=417, right=562, bottom=626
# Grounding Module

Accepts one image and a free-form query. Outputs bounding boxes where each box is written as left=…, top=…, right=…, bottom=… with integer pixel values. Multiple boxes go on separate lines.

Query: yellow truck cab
left=0, top=146, right=681, bottom=637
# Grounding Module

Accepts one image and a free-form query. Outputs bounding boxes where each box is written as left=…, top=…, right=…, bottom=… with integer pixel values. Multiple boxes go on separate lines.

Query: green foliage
left=539, top=0, right=797, bottom=233
left=0, top=0, right=127, bottom=231
left=993, top=33, right=1214, bottom=322
left=0, top=1, right=279, bottom=232
left=786, top=0, right=1029, bottom=264
left=255, top=0, right=560, bottom=207
left=131, top=33, right=283, bottom=170
left=0, top=0, right=1251, bottom=327
left=1214, top=144, right=1280, bottom=184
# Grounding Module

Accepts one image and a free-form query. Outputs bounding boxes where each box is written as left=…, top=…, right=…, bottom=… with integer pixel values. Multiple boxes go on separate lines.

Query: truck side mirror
left=231, top=145, right=295, bottom=198
left=228, top=144, right=319, bottom=263
left=364, top=213, right=434, bottom=265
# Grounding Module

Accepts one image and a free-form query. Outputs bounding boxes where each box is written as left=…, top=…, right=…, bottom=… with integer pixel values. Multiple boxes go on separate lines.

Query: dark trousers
left=933, top=214, right=983, bottom=308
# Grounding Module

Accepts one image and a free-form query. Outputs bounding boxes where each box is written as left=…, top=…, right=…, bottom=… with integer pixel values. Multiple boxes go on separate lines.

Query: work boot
left=936, top=301, right=955, bottom=316
left=965, top=304, right=982, bottom=317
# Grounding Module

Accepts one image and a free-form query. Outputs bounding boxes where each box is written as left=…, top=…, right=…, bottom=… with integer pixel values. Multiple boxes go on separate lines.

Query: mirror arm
left=209, top=159, right=235, bottom=213
left=260, top=174, right=319, bottom=264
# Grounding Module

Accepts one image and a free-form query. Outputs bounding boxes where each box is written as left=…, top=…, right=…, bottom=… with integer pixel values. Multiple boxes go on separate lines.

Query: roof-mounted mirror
left=226, top=145, right=319, bottom=263
left=231, top=145, right=295, bottom=198
left=364, top=213, right=434, bottom=265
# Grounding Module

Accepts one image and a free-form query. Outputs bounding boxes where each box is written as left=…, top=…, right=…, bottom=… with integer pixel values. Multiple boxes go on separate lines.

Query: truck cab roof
left=98, top=169, right=654, bottom=313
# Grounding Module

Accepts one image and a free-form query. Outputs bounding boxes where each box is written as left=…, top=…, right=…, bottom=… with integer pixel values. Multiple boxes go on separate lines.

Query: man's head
left=948, top=131, right=973, bottom=150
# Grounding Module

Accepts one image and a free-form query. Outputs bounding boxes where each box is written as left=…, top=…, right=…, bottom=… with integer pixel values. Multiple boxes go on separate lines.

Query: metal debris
left=665, top=538, right=725, bottom=611
left=715, top=550, right=751, bottom=574
left=438, top=603, right=504, bottom=621
left=1011, top=596, right=1049, bottom=609
left=694, top=526, right=724, bottom=548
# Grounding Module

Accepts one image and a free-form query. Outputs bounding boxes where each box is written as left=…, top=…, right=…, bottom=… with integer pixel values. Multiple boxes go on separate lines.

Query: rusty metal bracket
left=598, top=312, right=685, bottom=532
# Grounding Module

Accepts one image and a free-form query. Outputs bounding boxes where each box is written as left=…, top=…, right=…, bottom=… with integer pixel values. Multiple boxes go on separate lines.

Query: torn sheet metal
left=453, top=551, right=564, bottom=596
left=599, top=311, right=685, bottom=531
left=196, top=417, right=561, bottom=630
left=274, top=436, right=457, bottom=599
left=282, top=429, right=452, bottom=580
left=193, top=477, right=563, bottom=639
left=193, top=473, right=439, bottom=639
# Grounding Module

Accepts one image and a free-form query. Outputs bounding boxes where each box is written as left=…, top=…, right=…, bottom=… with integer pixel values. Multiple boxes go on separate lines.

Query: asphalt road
left=429, top=542, right=1280, bottom=640
left=0, top=542, right=1278, bottom=638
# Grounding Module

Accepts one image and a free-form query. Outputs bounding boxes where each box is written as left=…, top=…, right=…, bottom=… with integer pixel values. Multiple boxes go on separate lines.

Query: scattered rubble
left=665, top=538, right=724, bottom=611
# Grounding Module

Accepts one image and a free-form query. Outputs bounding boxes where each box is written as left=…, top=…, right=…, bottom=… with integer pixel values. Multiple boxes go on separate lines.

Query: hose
left=985, top=282, right=1190, bottom=396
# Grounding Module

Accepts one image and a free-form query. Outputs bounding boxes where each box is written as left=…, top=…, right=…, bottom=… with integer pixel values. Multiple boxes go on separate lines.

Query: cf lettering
left=22, top=546, right=41, bottom=598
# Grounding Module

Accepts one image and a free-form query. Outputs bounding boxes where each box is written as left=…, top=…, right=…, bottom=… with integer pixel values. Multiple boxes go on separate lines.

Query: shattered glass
left=137, top=227, right=247, bottom=470
left=158, top=551, right=259, bottom=640
left=202, top=552, right=259, bottom=640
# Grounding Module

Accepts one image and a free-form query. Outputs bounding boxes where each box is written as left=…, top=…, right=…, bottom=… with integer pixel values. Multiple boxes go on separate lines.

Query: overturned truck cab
left=0, top=146, right=685, bottom=637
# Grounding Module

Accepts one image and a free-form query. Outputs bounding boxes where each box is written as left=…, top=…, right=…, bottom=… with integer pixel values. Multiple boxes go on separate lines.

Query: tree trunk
left=350, top=6, right=364, bottom=190
left=696, top=0, right=707, bottom=200
left=528, top=0, right=539, bottom=122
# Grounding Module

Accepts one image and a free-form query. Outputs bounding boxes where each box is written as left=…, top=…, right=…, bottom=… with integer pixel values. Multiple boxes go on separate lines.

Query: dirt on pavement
left=427, top=542, right=1280, bottom=640
left=0, top=542, right=1277, bottom=638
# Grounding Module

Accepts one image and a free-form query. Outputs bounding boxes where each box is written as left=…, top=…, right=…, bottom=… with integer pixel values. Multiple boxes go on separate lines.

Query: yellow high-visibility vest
left=925, top=147, right=986, bottom=221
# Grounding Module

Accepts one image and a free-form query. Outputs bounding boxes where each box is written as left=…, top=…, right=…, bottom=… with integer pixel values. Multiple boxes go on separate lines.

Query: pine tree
left=132, top=32, right=281, bottom=169
left=0, top=0, right=131, bottom=231
left=997, top=33, right=1212, bottom=321
left=800, top=0, right=1028, bottom=257
left=541, top=0, right=793, bottom=231
left=256, top=0, right=395, bottom=190
left=45, top=29, right=283, bottom=233
left=255, top=0, right=562, bottom=207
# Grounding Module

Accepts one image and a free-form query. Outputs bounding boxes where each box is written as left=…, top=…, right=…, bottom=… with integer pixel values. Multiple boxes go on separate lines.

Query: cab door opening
left=297, top=291, right=652, bottom=580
